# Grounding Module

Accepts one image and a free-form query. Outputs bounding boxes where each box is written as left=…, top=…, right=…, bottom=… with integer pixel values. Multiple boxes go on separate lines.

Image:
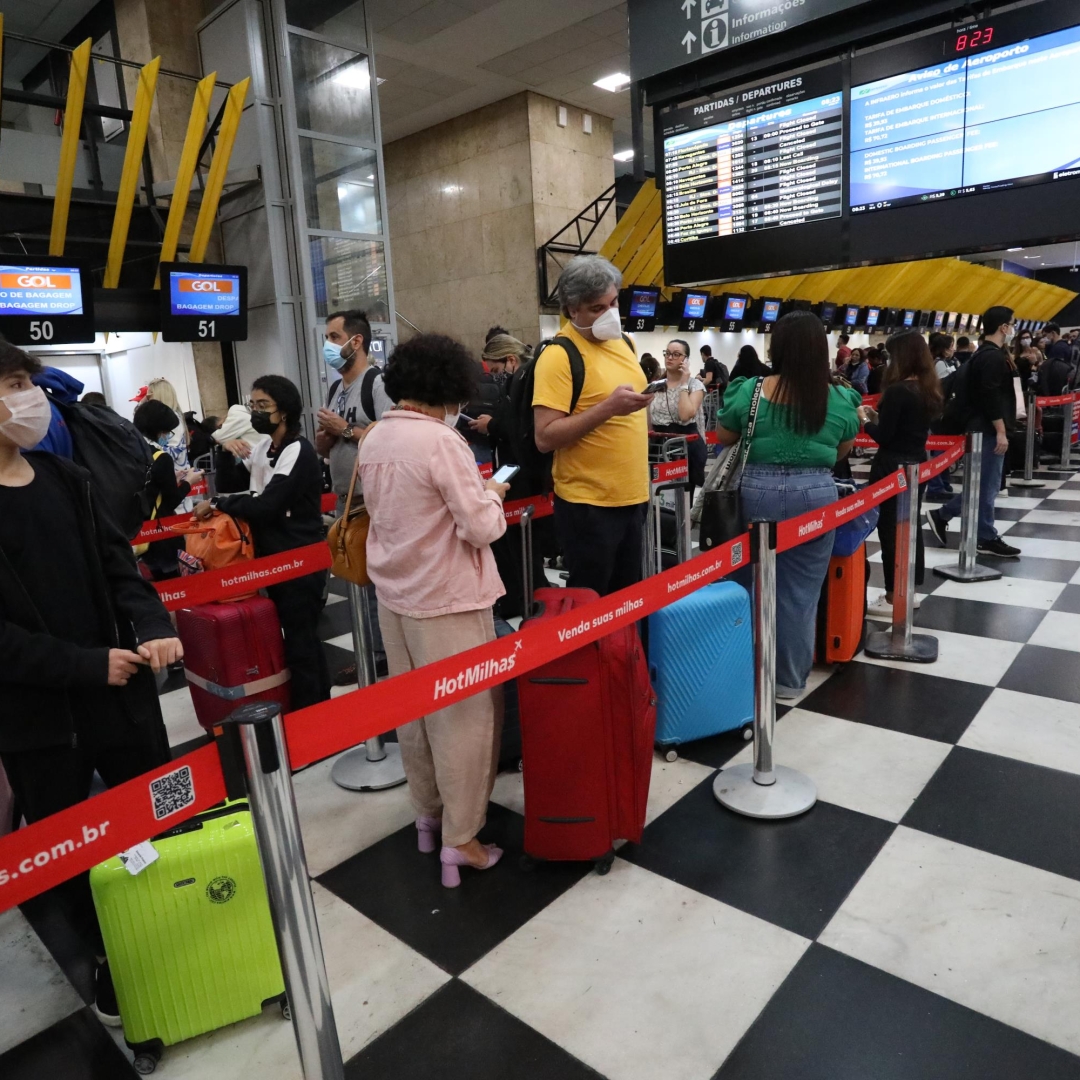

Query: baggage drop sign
left=159, top=261, right=248, bottom=343
left=0, top=257, right=95, bottom=345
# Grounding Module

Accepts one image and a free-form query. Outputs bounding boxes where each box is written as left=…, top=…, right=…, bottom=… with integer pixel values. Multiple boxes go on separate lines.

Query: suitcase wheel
left=742, top=724, right=754, bottom=741
left=282, top=1002, right=292, bottom=1021
left=593, top=850, right=615, bottom=876
left=131, top=1041, right=163, bottom=1076
left=664, top=748, right=678, bottom=763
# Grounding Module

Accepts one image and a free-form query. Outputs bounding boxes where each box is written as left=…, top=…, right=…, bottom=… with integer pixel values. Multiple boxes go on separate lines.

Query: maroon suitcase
left=175, top=598, right=290, bottom=729
left=517, top=587, right=657, bottom=873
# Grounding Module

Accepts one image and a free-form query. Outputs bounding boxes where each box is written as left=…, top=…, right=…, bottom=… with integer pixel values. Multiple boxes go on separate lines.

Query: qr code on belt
left=731, top=541, right=745, bottom=567
left=150, top=765, right=195, bottom=820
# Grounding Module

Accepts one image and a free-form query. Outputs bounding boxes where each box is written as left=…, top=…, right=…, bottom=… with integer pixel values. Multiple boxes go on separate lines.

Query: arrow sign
left=682, top=29, right=696, bottom=52
left=681, top=0, right=695, bottom=17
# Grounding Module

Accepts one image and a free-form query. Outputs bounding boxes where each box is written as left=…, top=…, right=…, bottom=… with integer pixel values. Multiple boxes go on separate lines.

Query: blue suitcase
left=648, top=581, right=755, bottom=754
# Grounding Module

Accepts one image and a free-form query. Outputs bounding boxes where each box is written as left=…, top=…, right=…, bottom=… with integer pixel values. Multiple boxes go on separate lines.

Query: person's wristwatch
left=341, top=426, right=355, bottom=441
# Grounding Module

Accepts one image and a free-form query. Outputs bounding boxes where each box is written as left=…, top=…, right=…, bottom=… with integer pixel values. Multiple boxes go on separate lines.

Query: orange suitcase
left=816, top=546, right=868, bottom=664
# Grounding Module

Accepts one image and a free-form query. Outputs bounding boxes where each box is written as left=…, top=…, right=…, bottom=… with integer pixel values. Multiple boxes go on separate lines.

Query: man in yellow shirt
left=532, top=255, right=652, bottom=595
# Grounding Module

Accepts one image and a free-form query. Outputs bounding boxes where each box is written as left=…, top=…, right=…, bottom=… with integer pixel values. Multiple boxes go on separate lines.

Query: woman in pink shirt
left=358, top=334, right=511, bottom=888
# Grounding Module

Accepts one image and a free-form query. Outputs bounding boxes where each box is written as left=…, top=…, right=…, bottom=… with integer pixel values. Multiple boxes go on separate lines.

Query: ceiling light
left=594, top=72, right=631, bottom=92
left=1023, top=255, right=1040, bottom=259
left=1007, top=247, right=1023, bottom=252
left=441, top=184, right=462, bottom=194
left=613, top=149, right=635, bottom=162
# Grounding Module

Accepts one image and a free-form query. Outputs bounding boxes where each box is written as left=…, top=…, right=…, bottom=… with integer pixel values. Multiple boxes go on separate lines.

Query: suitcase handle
left=520, top=504, right=535, bottom=617
left=153, top=800, right=250, bottom=841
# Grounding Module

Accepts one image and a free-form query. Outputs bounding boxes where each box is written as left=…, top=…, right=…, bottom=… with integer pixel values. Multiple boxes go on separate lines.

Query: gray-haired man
left=532, top=255, right=652, bottom=596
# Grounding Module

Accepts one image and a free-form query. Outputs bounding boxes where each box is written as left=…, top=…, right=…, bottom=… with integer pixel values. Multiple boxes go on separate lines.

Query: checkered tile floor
left=6, top=460, right=1080, bottom=1079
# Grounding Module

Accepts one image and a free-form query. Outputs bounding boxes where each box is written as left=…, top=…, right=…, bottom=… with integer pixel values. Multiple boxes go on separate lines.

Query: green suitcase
left=90, top=801, right=286, bottom=1073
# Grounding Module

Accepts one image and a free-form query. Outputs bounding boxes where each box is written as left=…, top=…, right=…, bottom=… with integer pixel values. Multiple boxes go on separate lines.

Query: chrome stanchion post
left=1011, top=389, right=1044, bottom=488
left=1045, top=397, right=1078, bottom=473
left=714, top=521, right=816, bottom=818
left=331, top=582, right=406, bottom=791
left=933, top=431, right=1002, bottom=582
left=223, top=702, right=345, bottom=1080
left=866, top=464, right=938, bottom=662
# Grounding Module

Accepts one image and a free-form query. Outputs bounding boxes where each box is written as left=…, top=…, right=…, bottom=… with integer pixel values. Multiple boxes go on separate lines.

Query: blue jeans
left=939, top=434, right=1004, bottom=541
left=741, top=466, right=838, bottom=694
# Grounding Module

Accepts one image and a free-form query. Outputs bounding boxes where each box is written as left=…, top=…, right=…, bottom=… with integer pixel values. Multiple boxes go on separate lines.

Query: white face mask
left=574, top=306, right=623, bottom=342
left=1003, top=326, right=1016, bottom=345
left=443, top=407, right=460, bottom=428
left=0, top=386, right=52, bottom=449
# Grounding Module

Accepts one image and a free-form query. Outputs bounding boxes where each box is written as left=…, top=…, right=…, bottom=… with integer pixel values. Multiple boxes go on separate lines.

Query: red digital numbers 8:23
left=956, top=26, right=994, bottom=52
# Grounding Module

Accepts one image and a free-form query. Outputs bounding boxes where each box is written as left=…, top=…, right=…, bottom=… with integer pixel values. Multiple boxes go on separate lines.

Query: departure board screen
left=662, top=66, right=843, bottom=245
left=850, top=19, right=1080, bottom=212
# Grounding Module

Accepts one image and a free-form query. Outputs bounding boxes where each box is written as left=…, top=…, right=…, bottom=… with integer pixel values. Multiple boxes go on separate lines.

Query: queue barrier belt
left=0, top=439, right=964, bottom=914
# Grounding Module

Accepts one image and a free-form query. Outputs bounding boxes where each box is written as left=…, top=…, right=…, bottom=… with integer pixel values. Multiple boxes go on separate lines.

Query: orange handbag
left=172, top=512, right=255, bottom=577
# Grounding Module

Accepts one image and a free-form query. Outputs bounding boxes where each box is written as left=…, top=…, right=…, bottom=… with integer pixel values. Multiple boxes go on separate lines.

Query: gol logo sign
left=179, top=277, right=233, bottom=293
left=1, top=274, right=71, bottom=289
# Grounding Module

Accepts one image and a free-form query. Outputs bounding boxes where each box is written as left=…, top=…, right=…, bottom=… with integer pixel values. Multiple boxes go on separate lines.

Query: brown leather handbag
left=327, top=444, right=371, bottom=586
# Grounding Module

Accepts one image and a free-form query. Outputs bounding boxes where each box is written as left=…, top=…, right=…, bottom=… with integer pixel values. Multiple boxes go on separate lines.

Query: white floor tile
left=1047, top=488, right=1080, bottom=500
left=325, top=593, right=346, bottom=605
left=1027, top=610, right=1080, bottom=653
left=1007, top=536, right=1080, bottom=562
left=821, top=826, right=1080, bottom=1057
left=933, top=577, right=1065, bottom=610
left=855, top=627, right=1022, bottom=686
left=917, top=545, right=973, bottom=569
left=959, top=688, right=1080, bottom=776
left=134, top=884, right=448, bottom=1079
left=159, top=686, right=204, bottom=749
left=993, top=496, right=1046, bottom=510
left=464, top=859, right=809, bottom=1080
left=723, top=709, right=951, bottom=822
left=293, top=750, right=416, bottom=877
left=492, top=755, right=715, bottom=829
left=1022, top=509, right=1080, bottom=527
left=326, top=632, right=354, bottom=653
left=0, top=908, right=84, bottom=1055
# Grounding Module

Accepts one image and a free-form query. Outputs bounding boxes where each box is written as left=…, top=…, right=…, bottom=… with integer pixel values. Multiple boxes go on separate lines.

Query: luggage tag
left=118, top=840, right=160, bottom=876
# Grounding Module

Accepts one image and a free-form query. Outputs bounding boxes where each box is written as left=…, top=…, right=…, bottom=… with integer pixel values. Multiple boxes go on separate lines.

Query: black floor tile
left=322, top=642, right=356, bottom=682
left=0, top=1008, right=136, bottom=1079
left=672, top=725, right=758, bottom=770
left=1007, top=521, right=1080, bottom=543
left=999, top=644, right=1080, bottom=705
left=19, top=891, right=96, bottom=1004
left=344, top=980, right=602, bottom=1080
left=317, top=598, right=354, bottom=641
left=713, top=944, right=1080, bottom=1080
left=1034, top=499, right=1080, bottom=514
left=978, top=555, right=1080, bottom=582
left=798, top=662, right=991, bottom=743
left=1053, top=585, right=1080, bottom=614
left=621, top=776, right=894, bottom=940
left=327, top=576, right=349, bottom=597
left=868, top=561, right=943, bottom=594
left=912, top=595, right=1046, bottom=643
left=317, top=803, right=590, bottom=975
left=1059, top=481, right=1080, bottom=491
left=903, top=747, right=1080, bottom=882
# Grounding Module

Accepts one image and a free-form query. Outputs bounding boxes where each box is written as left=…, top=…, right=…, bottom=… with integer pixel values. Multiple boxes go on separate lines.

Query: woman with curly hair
left=358, top=333, right=512, bottom=888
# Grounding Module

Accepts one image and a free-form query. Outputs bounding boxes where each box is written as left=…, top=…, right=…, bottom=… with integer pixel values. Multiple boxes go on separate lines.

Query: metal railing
left=536, top=182, right=617, bottom=309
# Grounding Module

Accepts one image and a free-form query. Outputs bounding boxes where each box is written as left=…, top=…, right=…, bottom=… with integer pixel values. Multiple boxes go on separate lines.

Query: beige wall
left=384, top=92, right=615, bottom=355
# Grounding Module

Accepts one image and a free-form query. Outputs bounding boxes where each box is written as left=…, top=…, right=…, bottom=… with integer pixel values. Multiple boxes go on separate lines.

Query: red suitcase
left=517, top=587, right=657, bottom=873
left=816, top=546, right=868, bottom=664
left=175, top=597, right=291, bottom=728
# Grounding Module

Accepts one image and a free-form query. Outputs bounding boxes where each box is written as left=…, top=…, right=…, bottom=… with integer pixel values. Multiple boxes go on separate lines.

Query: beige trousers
left=377, top=602, right=503, bottom=848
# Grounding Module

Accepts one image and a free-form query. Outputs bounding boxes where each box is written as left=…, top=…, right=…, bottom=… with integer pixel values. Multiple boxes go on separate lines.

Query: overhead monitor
left=903, top=310, right=917, bottom=327
left=865, top=307, right=881, bottom=328
left=933, top=311, right=946, bottom=330
left=624, top=286, right=660, bottom=332
left=818, top=302, right=838, bottom=325
left=0, top=256, right=94, bottom=345
left=761, top=299, right=782, bottom=324
left=724, top=294, right=748, bottom=321
left=661, top=62, right=844, bottom=282
left=844, top=305, right=861, bottom=327
left=678, top=290, right=711, bottom=332
left=159, top=262, right=248, bottom=342
left=947, top=311, right=960, bottom=332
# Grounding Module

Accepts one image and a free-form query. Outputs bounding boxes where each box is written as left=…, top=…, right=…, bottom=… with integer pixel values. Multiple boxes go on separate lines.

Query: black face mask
left=250, top=410, right=278, bottom=435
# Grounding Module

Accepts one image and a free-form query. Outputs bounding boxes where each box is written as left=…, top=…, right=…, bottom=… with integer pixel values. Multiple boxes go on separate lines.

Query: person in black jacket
left=0, top=342, right=182, bottom=1023
left=194, top=375, right=330, bottom=708
left=729, top=344, right=770, bottom=384
left=927, top=306, right=1022, bottom=559
left=133, top=400, right=202, bottom=580
left=862, top=331, right=941, bottom=617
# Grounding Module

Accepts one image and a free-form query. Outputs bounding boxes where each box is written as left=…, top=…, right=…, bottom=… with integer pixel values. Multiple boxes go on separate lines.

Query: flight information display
left=159, top=262, right=248, bottom=342
left=662, top=66, right=843, bottom=245
left=0, top=257, right=94, bottom=345
left=850, top=19, right=1080, bottom=212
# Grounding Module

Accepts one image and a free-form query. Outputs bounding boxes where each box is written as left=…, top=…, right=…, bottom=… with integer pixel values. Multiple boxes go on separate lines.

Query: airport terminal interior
left=4, top=0, right=1080, bottom=1077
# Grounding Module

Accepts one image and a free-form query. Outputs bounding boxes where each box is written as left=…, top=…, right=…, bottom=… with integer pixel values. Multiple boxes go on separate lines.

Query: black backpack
left=327, top=367, right=379, bottom=424
left=57, top=400, right=155, bottom=538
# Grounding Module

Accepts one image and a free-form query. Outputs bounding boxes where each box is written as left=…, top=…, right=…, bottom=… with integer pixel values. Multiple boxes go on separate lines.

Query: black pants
left=2, top=717, right=170, bottom=954
left=554, top=497, right=647, bottom=596
left=871, top=453, right=925, bottom=595
left=267, top=571, right=331, bottom=709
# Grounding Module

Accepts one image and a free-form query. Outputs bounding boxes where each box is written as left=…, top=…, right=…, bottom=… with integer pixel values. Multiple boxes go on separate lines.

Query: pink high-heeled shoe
left=416, top=816, right=442, bottom=854
left=440, top=844, right=503, bottom=888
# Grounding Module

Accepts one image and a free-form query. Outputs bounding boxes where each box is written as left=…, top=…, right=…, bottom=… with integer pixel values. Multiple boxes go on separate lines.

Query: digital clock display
left=952, top=26, right=995, bottom=54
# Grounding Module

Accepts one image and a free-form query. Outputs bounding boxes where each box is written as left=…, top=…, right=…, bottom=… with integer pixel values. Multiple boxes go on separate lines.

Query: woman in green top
left=717, top=312, right=861, bottom=698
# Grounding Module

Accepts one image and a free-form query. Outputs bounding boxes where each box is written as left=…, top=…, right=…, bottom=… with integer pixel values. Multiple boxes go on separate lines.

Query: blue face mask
left=323, top=340, right=347, bottom=369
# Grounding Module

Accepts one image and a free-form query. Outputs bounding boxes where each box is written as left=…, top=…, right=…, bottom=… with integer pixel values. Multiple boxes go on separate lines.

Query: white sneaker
left=867, top=592, right=921, bottom=618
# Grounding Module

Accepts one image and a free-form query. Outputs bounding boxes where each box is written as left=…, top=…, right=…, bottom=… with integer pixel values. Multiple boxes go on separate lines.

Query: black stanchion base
left=933, top=562, right=1003, bottom=582
left=864, top=629, right=939, bottom=663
